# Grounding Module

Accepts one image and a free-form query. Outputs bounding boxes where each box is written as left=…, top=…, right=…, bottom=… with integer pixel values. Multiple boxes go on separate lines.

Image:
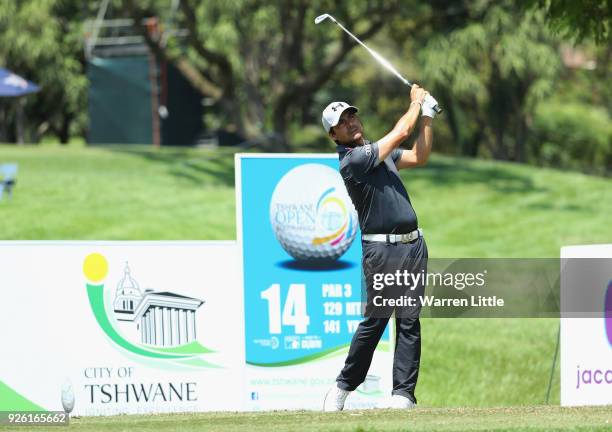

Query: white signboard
left=561, top=244, right=612, bottom=406
left=0, top=242, right=244, bottom=415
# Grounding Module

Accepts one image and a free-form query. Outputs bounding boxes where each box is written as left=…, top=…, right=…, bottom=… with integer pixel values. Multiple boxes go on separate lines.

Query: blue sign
left=237, top=155, right=388, bottom=367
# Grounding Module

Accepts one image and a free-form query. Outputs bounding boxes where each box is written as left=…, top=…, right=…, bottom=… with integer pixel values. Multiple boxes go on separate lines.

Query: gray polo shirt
left=337, top=141, right=418, bottom=235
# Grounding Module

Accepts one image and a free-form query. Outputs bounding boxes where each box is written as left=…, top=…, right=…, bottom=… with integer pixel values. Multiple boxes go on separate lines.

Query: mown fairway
left=2, top=406, right=612, bottom=432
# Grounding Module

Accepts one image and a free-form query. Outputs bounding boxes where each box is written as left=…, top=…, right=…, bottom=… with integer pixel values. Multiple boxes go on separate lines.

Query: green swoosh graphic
left=0, top=380, right=45, bottom=411
left=87, top=284, right=214, bottom=360
left=174, top=357, right=223, bottom=369
left=246, top=341, right=390, bottom=367
left=152, top=340, right=215, bottom=355
left=377, top=341, right=390, bottom=352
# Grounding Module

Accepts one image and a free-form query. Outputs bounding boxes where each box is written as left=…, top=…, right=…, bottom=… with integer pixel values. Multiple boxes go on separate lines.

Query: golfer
left=322, top=85, right=435, bottom=410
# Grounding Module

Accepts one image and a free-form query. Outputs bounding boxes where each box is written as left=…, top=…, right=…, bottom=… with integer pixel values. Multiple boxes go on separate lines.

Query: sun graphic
left=83, top=253, right=109, bottom=283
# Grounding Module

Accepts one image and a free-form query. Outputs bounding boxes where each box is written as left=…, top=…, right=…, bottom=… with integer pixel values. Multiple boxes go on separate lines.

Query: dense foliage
left=0, top=1, right=609, bottom=173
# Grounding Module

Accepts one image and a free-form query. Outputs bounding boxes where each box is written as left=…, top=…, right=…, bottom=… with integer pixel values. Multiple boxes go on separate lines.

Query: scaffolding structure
left=83, top=0, right=204, bottom=147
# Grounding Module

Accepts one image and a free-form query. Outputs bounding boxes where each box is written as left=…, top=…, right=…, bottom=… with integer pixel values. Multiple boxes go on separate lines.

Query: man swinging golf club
left=322, top=84, right=436, bottom=411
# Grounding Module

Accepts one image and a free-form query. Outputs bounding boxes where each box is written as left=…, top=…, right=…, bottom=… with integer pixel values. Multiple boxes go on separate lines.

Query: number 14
left=260, top=284, right=310, bottom=334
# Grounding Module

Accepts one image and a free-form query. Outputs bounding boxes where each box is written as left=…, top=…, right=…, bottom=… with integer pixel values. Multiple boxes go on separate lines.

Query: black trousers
left=336, top=236, right=428, bottom=403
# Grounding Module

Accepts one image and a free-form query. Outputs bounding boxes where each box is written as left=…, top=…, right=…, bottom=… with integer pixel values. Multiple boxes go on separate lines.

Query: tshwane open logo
left=311, top=187, right=355, bottom=248
left=82, top=253, right=219, bottom=368
left=269, top=164, right=358, bottom=262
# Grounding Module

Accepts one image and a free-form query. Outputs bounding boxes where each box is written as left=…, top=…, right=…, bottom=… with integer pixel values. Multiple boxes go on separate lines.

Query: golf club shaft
left=333, top=21, right=412, bottom=86
left=328, top=17, right=442, bottom=114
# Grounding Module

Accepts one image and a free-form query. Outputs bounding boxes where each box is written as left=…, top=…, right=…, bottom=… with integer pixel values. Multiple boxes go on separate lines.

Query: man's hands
left=375, top=84, right=435, bottom=165
left=392, top=85, right=435, bottom=169
left=410, top=84, right=427, bottom=105
left=411, top=84, right=438, bottom=119
left=422, top=94, right=439, bottom=119
left=375, top=85, right=423, bottom=163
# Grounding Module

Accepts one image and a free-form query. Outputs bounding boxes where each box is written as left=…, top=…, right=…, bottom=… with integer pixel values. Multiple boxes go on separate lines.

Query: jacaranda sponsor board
left=561, top=244, right=612, bottom=406
left=235, top=154, right=391, bottom=410
left=0, top=242, right=244, bottom=415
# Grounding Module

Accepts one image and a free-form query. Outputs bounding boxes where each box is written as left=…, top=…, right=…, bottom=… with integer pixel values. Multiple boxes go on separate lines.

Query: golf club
left=315, top=13, right=442, bottom=114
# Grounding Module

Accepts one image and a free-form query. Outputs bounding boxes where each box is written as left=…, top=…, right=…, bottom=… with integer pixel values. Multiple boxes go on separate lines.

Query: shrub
left=529, top=102, right=611, bottom=175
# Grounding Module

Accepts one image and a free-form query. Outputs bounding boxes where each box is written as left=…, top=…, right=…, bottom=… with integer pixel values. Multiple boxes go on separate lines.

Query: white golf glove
left=421, top=94, right=439, bottom=119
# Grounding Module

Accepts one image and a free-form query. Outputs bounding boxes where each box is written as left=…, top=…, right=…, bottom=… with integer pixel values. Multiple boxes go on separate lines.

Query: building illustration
left=113, top=262, right=204, bottom=347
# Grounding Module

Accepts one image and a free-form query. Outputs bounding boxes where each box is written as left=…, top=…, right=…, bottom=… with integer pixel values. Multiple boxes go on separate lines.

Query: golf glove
left=422, top=94, right=438, bottom=119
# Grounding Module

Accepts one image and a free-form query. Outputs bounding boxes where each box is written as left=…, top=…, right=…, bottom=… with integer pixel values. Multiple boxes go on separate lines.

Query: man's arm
left=395, top=117, right=433, bottom=169
left=376, top=85, right=427, bottom=163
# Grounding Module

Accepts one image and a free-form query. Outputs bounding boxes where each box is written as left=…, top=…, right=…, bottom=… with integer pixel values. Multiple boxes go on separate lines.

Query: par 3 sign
left=237, top=155, right=390, bottom=410
left=269, top=163, right=358, bottom=262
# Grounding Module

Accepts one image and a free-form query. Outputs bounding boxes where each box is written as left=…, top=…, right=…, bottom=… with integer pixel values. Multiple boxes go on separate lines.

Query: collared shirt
left=337, top=140, right=418, bottom=235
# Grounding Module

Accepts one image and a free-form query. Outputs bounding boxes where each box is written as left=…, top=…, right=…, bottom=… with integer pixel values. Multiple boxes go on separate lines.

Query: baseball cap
left=321, top=101, right=359, bottom=132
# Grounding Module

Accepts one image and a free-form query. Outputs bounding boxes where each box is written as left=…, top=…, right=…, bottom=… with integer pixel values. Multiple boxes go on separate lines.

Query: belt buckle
left=401, top=231, right=417, bottom=243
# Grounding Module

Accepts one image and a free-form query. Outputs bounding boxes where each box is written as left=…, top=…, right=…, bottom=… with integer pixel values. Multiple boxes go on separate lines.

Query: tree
left=0, top=0, right=91, bottom=143
left=418, top=1, right=560, bottom=161
left=119, top=0, right=431, bottom=150
left=529, top=0, right=611, bottom=44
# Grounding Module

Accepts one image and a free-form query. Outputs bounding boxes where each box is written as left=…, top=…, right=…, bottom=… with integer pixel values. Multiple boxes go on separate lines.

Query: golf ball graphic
left=270, top=163, right=358, bottom=262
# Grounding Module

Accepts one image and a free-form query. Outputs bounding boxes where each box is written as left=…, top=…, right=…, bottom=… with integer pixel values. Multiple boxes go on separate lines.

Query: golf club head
left=314, top=14, right=335, bottom=25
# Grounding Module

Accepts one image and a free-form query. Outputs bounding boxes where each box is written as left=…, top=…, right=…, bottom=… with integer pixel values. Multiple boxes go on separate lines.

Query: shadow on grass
left=525, top=202, right=589, bottom=212
left=102, top=146, right=236, bottom=187
left=414, top=159, right=547, bottom=194
left=176, top=158, right=234, bottom=186
left=103, top=147, right=556, bottom=196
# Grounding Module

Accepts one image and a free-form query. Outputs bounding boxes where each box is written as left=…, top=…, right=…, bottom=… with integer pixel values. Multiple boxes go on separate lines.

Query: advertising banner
left=0, top=242, right=244, bottom=415
left=1, top=154, right=394, bottom=415
left=561, top=244, right=612, bottom=406
left=236, top=154, right=391, bottom=410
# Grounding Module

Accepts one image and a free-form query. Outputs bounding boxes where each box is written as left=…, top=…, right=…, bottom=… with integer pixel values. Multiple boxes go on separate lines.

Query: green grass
left=406, top=157, right=612, bottom=257
left=419, top=318, right=560, bottom=407
left=0, top=145, right=236, bottom=240
left=0, top=144, right=610, bottom=411
left=2, top=406, right=612, bottom=432
left=0, top=144, right=609, bottom=255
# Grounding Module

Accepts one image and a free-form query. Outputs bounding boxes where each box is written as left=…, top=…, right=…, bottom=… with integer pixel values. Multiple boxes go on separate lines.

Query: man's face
left=329, top=109, right=364, bottom=146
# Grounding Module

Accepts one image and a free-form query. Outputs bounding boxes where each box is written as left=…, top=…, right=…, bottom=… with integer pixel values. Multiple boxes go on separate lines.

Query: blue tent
left=0, top=68, right=40, bottom=143
left=0, top=68, right=39, bottom=97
